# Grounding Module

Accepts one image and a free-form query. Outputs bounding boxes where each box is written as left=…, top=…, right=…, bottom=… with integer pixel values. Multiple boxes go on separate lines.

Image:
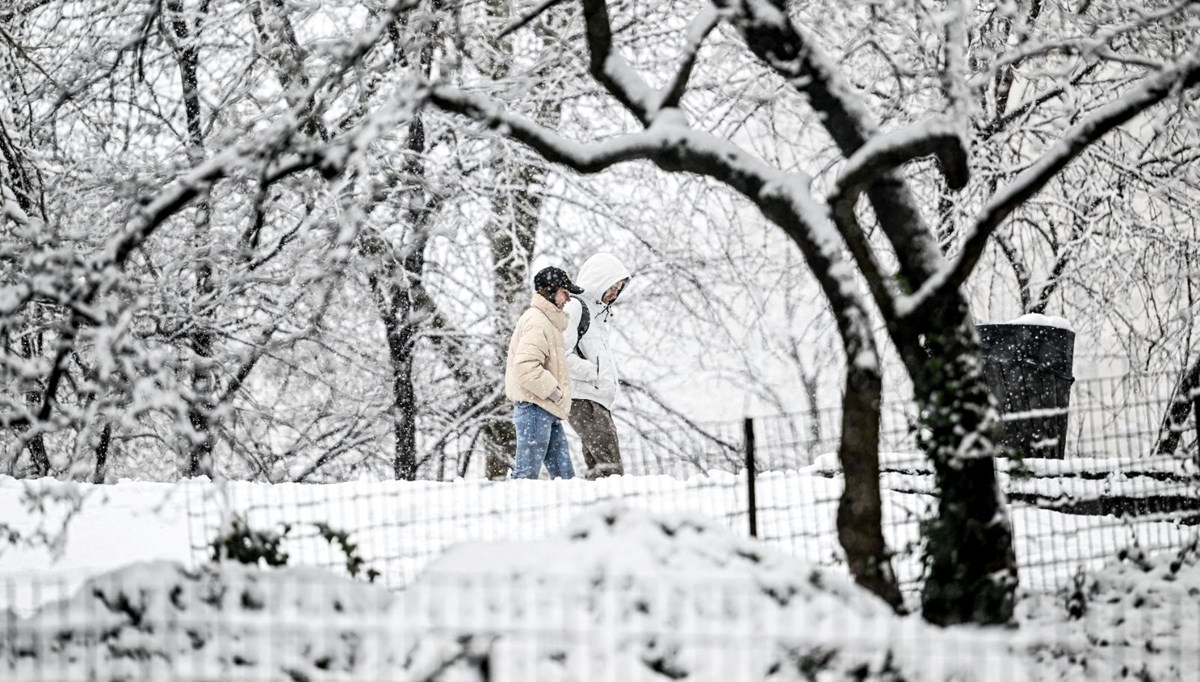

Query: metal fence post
left=745, top=417, right=757, bottom=538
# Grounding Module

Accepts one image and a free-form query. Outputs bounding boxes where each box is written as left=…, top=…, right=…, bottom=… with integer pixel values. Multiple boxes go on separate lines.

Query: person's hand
left=548, top=387, right=563, bottom=403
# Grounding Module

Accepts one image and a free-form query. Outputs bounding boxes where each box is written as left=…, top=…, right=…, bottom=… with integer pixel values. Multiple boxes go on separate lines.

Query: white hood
left=574, top=253, right=631, bottom=306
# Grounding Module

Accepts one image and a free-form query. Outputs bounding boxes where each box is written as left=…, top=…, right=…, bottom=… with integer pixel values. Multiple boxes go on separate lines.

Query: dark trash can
left=977, top=323, right=1075, bottom=459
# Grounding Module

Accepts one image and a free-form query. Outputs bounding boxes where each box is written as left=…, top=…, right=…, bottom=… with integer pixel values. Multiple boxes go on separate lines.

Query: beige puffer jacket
left=505, top=293, right=572, bottom=420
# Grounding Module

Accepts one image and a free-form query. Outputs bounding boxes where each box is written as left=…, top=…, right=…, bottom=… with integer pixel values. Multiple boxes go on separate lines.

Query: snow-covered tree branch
left=908, top=46, right=1200, bottom=315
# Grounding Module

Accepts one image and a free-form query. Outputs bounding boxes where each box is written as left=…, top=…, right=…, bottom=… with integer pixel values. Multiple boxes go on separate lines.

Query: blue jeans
left=511, top=402, right=574, bottom=480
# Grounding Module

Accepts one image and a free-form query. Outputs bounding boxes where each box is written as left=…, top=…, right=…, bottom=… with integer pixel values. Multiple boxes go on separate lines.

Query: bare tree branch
left=429, top=84, right=882, bottom=446
left=655, top=5, right=720, bottom=112
left=712, top=0, right=944, bottom=288
left=906, top=48, right=1200, bottom=316
left=579, top=0, right=657, bottom=124
left=994, top=231, right=1032, bottom=313
left=498, top=0, right=569, bottom=39
left=825, top=116, right=968, bottom=316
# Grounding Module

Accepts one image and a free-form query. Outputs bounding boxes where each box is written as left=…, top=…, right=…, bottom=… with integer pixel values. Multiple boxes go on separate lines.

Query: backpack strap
left=571, top=295, right=590, bottom=358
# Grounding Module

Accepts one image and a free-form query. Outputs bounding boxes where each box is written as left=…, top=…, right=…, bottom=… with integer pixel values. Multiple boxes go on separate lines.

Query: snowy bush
left=1019, top=540, right=1200, bottom=681
left=209, top=514, right=292, bottom=568
left=6, top=506, right=1198, bottom=681
left=208, top=514, right=378, bottom=582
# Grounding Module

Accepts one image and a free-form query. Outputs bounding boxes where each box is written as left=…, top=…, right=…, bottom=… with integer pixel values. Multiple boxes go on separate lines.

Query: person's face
left=553, top=287, right=570, bottom=309
left=602, top=278, right=628, bottom=305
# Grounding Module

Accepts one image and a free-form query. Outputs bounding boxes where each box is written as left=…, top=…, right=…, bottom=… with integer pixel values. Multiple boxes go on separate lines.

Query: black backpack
left=570, top=294, right=590, bottom=358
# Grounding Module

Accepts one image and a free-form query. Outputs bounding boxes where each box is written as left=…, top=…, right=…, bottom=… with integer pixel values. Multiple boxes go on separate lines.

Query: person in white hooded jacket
left=563, top=253, right=632, bottom=479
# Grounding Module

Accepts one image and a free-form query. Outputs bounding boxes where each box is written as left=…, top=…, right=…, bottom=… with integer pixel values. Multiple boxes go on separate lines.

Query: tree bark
left=836, top=360, right=905, bottom=612
left=380, top=275, right=420, bottom=480
left=166, top=0, right=216, bottom=478
left=92, top=422, right=112, bottom=484
left=1155, top=356, right=1200, bottom=457
left=2, top=111, right=51, bottom=477
left=17, top=316, right=51, bottom=477
left=365, top=109, right=436, bottom=481
left=715, top=0, right=1019, bottom=623
left=896, top=305, right=1018, bottom=625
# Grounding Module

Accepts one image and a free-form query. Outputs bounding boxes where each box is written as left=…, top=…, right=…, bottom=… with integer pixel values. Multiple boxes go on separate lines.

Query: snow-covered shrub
left=9, top=506, right=1196, bottom=681
left=1, top=561, right=396, bottom=682
left=208, top=513, right=291, bottom=568
left=209, top=515, right=379, bottom=582
left=1020, top=540, right=1200, bottom=681
left=408, top=504, right=1032, bottom=682
left=313, top=521, right=380, bottom=583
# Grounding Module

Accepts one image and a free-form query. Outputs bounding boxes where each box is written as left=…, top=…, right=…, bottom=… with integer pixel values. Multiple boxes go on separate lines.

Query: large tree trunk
left=384, top=294, right=420, bottom=480
left=167, top=0, right=216, bottom=478
left=713, top=0, right=1018, bottom=622
left=372, top=108, right=436, bottom=481
left=2, top=106, right=52, bottom=477
left=898, top=305, right=1018, bottom=626
left=1155, top=356, right=1200, bottom=457
left=836, top=361, right=905, bottom=612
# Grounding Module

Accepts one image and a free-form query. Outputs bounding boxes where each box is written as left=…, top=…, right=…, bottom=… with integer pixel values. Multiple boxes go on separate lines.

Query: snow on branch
left=101, top=146, right=246, bottom=272
left=429, top=86, right=659, bottom=172
left=0, top=185, right=31, bottom=227
left=428, top=84, right=876, bottom=357
left=712, top=0, right=879, bottom=154
left=653, top=5, right=721, bottom=113
left=829, top=117, right=968, bottom=200
left=498, top=2, right=717, bottom=125
left=498, top=0, right=569, bottom=39
left=825, top=116, right=967, bottom=317
left=902, top=47, right=1200, bottom=318
left=0, top=0, right=53, bottom=20
left=713, top=0, right=942, bottom=285
left=429, top=84, right=822, bottom=201
left=941, top=0, right=971, bottom=125
left=96, top=85, right=422, bottom=301
left=580, top=0, right=658, bottom=125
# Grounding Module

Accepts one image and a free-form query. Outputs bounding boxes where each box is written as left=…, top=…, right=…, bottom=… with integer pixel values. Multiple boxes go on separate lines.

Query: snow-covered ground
left=2, top=463, right=1195, bottom=610
left=2, top=462, right=1197, bottom=681
left=3, top=501, right=1199, bottom=681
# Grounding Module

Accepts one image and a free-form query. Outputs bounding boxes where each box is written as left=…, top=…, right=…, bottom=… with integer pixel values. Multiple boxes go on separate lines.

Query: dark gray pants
left=568, top=399, right=623, bottom=479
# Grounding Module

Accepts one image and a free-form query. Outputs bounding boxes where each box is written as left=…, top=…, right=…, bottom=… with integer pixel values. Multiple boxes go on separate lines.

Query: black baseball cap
left=533, top=266, right=584, bottom=295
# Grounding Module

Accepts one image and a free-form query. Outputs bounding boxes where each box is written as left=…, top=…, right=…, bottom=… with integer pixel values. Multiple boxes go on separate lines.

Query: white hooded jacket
left=563, top=253, right=631, bottom=412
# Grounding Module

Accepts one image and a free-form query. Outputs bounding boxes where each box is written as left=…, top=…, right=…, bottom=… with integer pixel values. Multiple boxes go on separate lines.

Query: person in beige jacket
left=505, top=266, right=583, bottom=479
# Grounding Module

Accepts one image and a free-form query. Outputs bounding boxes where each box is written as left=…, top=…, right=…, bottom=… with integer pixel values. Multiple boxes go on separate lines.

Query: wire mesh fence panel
left=184, top=474, right=754, bottom=591
left=173, top=372, right=1200, bottom=604
left=7, top=373, right=1199, bottom=679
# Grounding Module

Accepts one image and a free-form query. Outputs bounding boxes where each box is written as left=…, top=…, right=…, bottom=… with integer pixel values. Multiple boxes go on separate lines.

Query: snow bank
left=7, top=504, right=1199, bottom=681
left=3, top=506, right=1035, bottom=682
left=407, top=505, right=1031, bottom=682
left=0, top=474, right=195, bottom=615
left=2, top=561, right=398, bottom=682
